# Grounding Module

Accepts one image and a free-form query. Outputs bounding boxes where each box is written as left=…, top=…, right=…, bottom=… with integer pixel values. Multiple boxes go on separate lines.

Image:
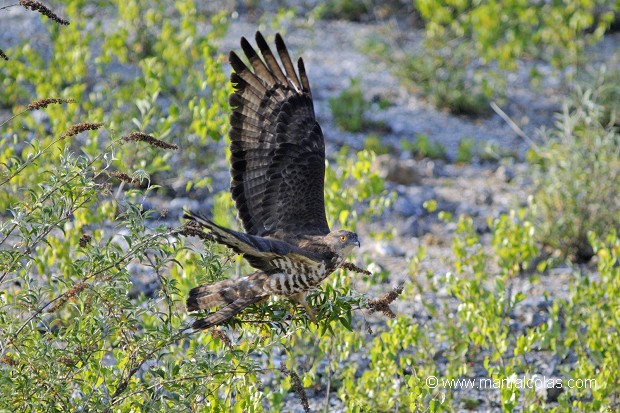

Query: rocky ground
left=222, top=17, right=617, bottom=412
left=2, top=3, right=619, bottom=411
left=219, top=17, right=617, bottom=413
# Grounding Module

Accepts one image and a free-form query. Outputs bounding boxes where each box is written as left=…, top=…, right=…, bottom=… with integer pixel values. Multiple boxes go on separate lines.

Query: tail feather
left=183, top=209, right=301, bottom=261
left=187, top=271, right=268, bottom=329
left=186, top=279, right=239, bottom=311
left=192, top=298, right=262, bottom=330
left=183, top=210, right=255, bottom=255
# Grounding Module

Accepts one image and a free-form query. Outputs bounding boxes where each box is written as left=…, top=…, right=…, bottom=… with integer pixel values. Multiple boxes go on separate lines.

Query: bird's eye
left=340, top=235, right=347, bottom=242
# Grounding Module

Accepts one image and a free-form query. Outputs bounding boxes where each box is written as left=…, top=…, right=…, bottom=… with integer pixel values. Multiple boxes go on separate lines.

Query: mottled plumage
left=185, top=32, right=360, bottom=329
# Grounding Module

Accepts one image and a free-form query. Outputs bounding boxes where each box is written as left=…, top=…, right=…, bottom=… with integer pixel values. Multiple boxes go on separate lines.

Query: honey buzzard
left=185, top=32, right=360, bottom=329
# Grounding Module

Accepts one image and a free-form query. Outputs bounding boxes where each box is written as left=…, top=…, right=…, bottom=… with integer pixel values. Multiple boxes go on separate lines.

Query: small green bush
left=552, top=231, right=620, bottom=411
left=335, top=211, right=620, bottom=411
left=361, top=34, right=491, bottom=116
left=363, top=0, right=618, bottom=115
left=530, top=77, right=620, bottom=262
left=415, top=0, right=616, bottom=70
left=581, top=63, right=620, bottom=126
left=455, top=137, right=476, bottom=163
left=402, top=133, right=447, bottom=160
left=479, top=141, right=518, bottom=163
left=329, top=78, right=370, bottom=133
left=364, top=133, right=392, bottom=155
left=314, top=0, right=371, bottom=21
left=399, top=48, right=492, bottom=116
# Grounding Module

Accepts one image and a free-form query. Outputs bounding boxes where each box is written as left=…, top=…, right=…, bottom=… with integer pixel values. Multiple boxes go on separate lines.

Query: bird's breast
left=264, top=258, right=329, bottom=295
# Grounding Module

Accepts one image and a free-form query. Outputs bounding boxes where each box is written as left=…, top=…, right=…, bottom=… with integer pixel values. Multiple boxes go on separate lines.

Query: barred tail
left=187, top=271, right=269, bottom=329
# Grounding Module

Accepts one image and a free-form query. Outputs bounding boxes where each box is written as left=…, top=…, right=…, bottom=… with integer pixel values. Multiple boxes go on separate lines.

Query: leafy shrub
left=325, top=148, right=394, bottom=230
left=529, top=78, right=620, bottom=262
left=329, top=78, right=370, bottom=133
left=0, top=5, right=397, bottom=410
left=455, top=137, right=476, bottom=163
left=0, top=113, right=211, bottom=410
left=399, top=46, right=492, bottom=116
left=337, top=212, right=619, bottom=412
left=312, top=0, right=418, bottom=22
left=1, top=0, right=231, bottom=186
left=551, top=231, right=620, bottom=411
left=402, top=133, right=447, bottom=160
left=338, top=210, right=620, bottom=412
left=314, top=0, right=371, bottom=21
left=479, top=141, right=518, bottom=163
left=364, top=133, right=392, bottom=154
left=580, top=63, right=620, bottom=126
left=415, top=0, right=617, bottom=70
left=364, top=0, right=618, bottom=115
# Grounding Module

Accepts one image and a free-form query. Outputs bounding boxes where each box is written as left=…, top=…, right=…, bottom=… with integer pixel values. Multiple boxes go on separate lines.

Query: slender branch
left=0, top=3, right=19, bottom=12
left=0, top=135, right=121, bottom=279
left=0, top=119, right=89, bottom=188
left=0, top=98, right=74, bottom=129
left=109, top=368, right=278, bottom=407
left=490, top=101, right=540, bottom=151
left=6, top=228, right=182, bottom=343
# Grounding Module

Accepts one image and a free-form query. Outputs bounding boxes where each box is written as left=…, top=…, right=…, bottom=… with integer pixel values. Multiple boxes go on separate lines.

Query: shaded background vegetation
left=1, top=0, right=619, bottom=411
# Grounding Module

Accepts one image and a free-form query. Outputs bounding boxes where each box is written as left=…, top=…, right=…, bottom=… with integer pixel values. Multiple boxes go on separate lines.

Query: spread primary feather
left=185, top=32, right=360, bottom=329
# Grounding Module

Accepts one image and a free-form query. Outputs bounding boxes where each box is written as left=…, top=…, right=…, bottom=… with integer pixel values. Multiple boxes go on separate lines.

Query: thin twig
left=323, top=339, right=334, bottom=413
left=0, top=99, right=79, bottom=186
left=0, top=3, right=19, bottom=12
left=0, top=134, right=120, bottom=267
left=0, top=97, right=75, bottom=128
left=490, top=101, right=539, bottom=151
left=7, top=228, right=182, bottom=343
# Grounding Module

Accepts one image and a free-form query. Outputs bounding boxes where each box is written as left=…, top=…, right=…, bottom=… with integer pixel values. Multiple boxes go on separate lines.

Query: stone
left=375, top=155, right=422, bottom=185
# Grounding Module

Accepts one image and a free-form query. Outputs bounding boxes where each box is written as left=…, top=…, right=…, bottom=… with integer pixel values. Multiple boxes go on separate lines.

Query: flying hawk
left=185, top=31, right=360, bottom=329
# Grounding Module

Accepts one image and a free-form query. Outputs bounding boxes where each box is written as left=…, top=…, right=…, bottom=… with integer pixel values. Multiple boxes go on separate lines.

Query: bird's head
left=325, top=230, right=360, bottom=255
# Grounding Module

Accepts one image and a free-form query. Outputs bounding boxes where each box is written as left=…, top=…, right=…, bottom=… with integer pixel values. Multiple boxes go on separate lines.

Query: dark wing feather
left=229, top=31, right=329, bottom=238
left=184, top=211, right=322, bottom=271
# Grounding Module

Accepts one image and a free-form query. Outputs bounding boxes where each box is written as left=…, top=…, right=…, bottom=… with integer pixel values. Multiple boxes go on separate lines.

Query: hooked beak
left=355, top=239, right=361, bottom=248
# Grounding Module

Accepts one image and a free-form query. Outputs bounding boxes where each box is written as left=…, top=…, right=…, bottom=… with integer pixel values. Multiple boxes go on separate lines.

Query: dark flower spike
left=121, top=132, right=178, bottom=150
left=19, top=0, right=70, bottom=25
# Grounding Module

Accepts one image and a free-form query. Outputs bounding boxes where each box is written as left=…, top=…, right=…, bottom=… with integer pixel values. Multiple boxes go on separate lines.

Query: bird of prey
left=184, top=31, right=361, bottom=330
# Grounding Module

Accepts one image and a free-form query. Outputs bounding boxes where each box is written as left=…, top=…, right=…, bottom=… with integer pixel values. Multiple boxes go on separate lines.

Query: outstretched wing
left=228, top=31, right=329, bottom=238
